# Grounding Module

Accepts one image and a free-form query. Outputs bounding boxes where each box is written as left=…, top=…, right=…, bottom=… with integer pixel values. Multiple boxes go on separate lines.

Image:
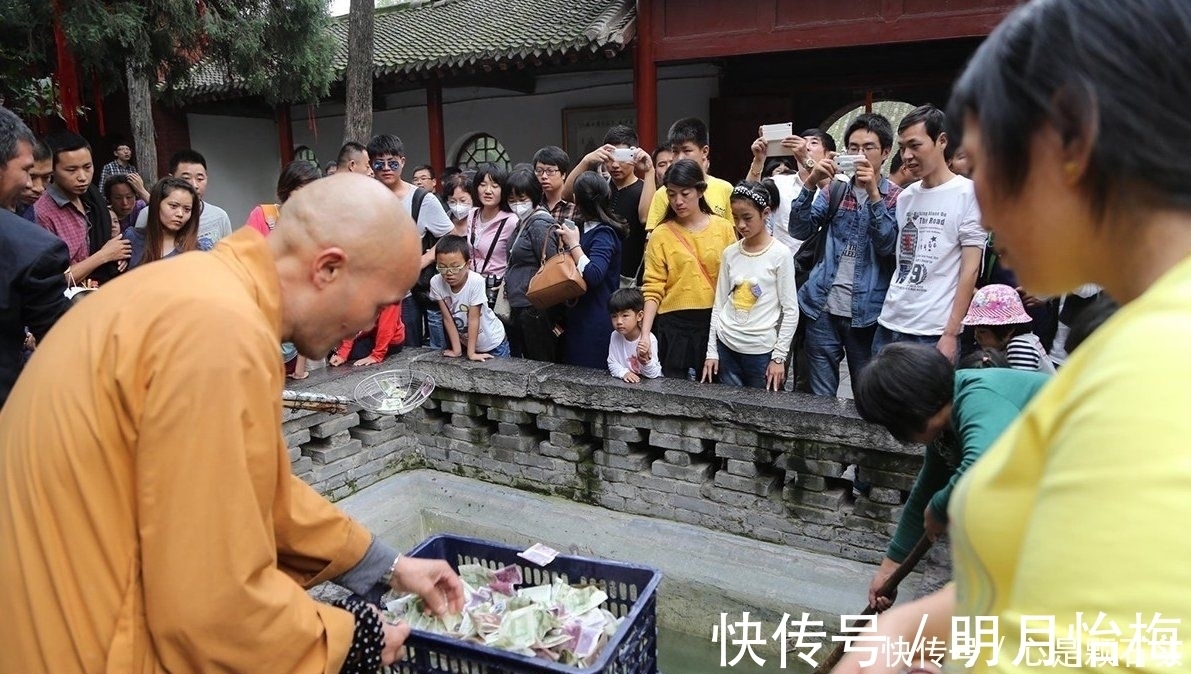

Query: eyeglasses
left=371, top=159, right=402, bottom=171
left=435, top=264, right=467, bottom=274
left=534, top=167, right=560, bottom=177
left=846, top=144, right=881, bottom=154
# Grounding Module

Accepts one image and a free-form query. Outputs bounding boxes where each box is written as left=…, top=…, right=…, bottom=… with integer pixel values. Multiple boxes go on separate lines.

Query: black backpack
left=407, top=187, right=440, bottom=307
left=792, top=180, right=847, bottom=289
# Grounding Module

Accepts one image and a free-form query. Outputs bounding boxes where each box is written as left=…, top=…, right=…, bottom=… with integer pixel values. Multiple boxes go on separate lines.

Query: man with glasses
left=365, top=134, right=453, bottom=348
left=789, top=113, right=903, bottom=396
left=532, top=145, right=576, bottom=226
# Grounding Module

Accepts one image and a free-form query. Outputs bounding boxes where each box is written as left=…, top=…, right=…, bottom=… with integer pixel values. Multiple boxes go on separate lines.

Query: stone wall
left=284, top=348, right=944, bottom=570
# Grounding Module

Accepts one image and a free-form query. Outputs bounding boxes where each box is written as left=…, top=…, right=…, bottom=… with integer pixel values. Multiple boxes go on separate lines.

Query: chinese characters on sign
left=710, top=612, right=1182, bottom=669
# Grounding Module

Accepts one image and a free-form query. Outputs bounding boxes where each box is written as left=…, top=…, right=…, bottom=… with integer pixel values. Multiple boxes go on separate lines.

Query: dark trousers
left=509, top=305, right=558, bottom=363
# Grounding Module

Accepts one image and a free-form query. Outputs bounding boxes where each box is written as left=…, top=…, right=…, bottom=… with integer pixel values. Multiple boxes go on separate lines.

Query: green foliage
left=0, top=0, right=335, bottom=110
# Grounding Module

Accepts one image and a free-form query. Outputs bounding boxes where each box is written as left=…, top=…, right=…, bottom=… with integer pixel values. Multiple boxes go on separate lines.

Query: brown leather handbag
left=526, top=231, right=587, bottom=310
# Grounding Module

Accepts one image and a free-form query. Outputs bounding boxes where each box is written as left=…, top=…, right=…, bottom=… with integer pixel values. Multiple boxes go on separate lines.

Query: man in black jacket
left=0, top=106, right=70, bottom=408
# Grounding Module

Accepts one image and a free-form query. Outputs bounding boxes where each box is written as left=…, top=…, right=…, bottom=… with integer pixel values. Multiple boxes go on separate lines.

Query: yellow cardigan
left=0, top=229, right=368, bottom=674
left=641, top=215, right=737, bottom=313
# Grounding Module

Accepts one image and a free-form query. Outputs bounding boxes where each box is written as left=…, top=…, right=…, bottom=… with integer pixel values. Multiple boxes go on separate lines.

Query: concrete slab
left=336, top=470, right=924, bottom=636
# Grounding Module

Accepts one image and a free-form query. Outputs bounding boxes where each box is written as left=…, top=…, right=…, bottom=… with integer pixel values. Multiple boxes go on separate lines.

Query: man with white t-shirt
left=873, top=105, right=984, bottom=361
left=366, top=134, right=453, bottom=348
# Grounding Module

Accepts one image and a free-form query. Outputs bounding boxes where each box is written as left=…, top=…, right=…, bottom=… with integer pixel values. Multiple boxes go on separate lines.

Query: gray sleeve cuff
left=334, top=536, right=400, bottom=596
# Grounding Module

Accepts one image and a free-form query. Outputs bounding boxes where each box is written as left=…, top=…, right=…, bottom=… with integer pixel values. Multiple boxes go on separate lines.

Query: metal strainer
left=352, top=369, right=435, bottom=415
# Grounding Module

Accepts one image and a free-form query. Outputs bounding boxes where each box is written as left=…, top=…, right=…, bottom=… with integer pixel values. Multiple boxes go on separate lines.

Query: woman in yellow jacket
left=638, top=159, right=737, bottom=379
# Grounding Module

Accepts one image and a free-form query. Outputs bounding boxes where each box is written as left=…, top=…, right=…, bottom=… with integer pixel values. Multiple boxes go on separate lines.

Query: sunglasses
left=371, top=159, right=402, bottom=171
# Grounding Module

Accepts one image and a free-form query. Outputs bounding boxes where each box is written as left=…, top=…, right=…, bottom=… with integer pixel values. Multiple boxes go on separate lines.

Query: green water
left=659, top=628, right=814, bottom=674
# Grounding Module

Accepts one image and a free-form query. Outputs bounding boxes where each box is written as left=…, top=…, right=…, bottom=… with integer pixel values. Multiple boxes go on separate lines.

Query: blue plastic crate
left=392, top=533, right=661, bottom=674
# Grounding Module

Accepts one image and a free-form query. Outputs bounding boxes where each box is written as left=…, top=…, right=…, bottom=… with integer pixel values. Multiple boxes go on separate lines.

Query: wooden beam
left=426, top=78, right=446, bottom=176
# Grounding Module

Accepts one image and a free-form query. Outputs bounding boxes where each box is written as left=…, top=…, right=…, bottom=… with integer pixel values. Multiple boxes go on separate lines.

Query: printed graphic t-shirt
left=878, top=175, right=984, bottom=335
left=428, top=270, right=506, bottom=353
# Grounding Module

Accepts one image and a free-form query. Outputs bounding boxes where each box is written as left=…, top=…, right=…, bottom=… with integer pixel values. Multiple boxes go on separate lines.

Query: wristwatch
left=803, top=157, right=815, bottom=169
left=772, top=356, right=786, bottom=364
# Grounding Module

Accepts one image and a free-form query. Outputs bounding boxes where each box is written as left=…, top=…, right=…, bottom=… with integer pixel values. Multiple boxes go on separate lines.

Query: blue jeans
left=805, top=314, right=876, bottom=396
left=484, top=338, right=512, bottom=359
left=401, top=298, right=425, bottom=348
left=426, top=309, right=445, bottom=350
left=871, top=324, right=939, bottom=357
left=716, top=340, right=771, bottom=389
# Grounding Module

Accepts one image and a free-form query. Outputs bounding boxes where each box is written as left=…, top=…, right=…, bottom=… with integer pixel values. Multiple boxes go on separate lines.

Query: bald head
left=269, top=173, right=421, bottom=357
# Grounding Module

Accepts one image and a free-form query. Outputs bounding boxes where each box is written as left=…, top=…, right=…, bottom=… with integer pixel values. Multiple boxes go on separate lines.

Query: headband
left=732, top=184, right=769, bottom=210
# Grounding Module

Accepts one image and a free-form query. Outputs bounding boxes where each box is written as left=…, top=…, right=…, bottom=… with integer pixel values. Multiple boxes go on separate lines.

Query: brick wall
left=284, top=349, right=947, bottom=571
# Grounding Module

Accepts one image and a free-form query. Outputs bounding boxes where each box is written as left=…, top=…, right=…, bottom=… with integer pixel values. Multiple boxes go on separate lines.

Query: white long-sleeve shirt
left=607, top=331, right=662, bottom=380
left=707, top=238, right=799, bottom=359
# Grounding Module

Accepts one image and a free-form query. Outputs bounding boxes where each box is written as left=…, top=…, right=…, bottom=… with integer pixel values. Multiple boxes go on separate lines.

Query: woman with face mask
left=442, top=171, right=474, bottom=237
left=501, top=168, right=564, bottom=361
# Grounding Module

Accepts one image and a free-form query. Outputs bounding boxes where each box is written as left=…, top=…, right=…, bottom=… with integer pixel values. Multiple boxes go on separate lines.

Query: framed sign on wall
left=562, top=105, right=637, bottom=157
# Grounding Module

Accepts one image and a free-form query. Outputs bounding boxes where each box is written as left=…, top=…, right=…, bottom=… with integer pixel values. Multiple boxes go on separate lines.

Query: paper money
left=517, top=542, right=559, bottom=566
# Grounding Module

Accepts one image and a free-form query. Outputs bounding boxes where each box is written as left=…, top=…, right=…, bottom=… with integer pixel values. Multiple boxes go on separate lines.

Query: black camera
left=484, top=274, right=502, bottom=308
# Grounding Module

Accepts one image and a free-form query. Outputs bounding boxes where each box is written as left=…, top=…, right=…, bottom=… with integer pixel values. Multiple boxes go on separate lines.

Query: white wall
left=186, top=114, right=282, bottom=227
left=190, top=64, right=719, bottom=223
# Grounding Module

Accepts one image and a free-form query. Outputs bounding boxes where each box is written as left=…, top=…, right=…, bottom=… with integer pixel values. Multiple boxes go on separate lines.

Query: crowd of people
left=1, top=0, right=1188, bottom=670
left=2, top=96, right=1110, bottom=402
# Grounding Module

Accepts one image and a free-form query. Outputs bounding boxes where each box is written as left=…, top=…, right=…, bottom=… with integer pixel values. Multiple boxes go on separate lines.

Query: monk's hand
left=379, top=614, right=410, bottom=665
left=390, top=556, right=465, bottom=617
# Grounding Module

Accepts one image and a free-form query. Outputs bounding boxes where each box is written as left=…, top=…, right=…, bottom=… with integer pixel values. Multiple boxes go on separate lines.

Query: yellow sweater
left=0, top=229, right=368, bottom=674
left=641, top=216, right=737, bottom=313
left=950, top=256, right=1191, bottom=672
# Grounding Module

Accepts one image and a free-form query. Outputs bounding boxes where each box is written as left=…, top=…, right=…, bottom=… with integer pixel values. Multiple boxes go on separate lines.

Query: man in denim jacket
left=789, top=114, right=902, bottom=396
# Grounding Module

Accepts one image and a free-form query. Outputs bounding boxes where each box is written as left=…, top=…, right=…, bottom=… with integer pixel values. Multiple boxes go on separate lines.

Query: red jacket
left=334, top=304, right=404, bottom=362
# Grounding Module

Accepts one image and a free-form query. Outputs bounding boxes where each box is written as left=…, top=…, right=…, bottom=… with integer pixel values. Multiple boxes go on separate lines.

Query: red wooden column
left=634, top=0, right=657, bottom=152
left=276, top=106, right=294, bottom=167
left=426, top=77, right=446, bottom=174
left=52, top=0, right=81, bottom=132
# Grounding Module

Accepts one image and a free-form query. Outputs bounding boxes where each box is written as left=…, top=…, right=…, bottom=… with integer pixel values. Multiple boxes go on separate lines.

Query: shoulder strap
left=409, top=187, right=428, bottom=224
left=665, top=223, right=716, bottom=290
left=477, top=215, right=511, bottom=274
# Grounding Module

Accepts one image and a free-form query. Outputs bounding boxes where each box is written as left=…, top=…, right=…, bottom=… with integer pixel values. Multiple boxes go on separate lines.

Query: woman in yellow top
left=638, top=159, right=737, bottom=379
left=834, top=1, right=1191, bottom=672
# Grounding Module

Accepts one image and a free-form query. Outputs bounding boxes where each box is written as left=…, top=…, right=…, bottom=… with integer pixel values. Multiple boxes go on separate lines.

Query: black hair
left=532, top=146, right=571, bottom=174
left=603, top=124, right=639, bottom=147
left=762, top=157, right=796, bottom=177
left=103, top=173, right=133, bottom=202
left=958, top=348, right=1010, bottom=370
left=323, top=160, right=337, bottom=172
left=511, top=162, right=534, bottom=173
left=652, top=145, right=672, bottom=162
left=1064, top=294, right=1119, bottom=354
left=660, top=158, right=712, bottom=222
left=440, top=165, right=462, bottom=181
left=897, top=105, right=954, bottom=161
left=143, top=177, right=201, bottom=265
left=505, top=168, right=544, bottom=207
left=573, top=171, right=628, bottom=239
left=854, top=343, right=955, bottom=443
left=411, top=164, right=434, bottom=177
left=845, top=113, right=895, bottom=151
left=31, top=139, right=51, bottom=163
left=366, top=133, right=405, bottom=159
left=889, top=152, right=905, bottom=174
left=168, top=148, right=206, bottom=174
left=45, top=131, right=92, bottom=168
left=0, top=107, right=36, bottom=165
left=950, top=0, right=1191, bottom=220
left=800, top=128, right=836, bottom=153
left=730, top=179, right=780, bottom=214
left=434, top=234, right=472, bottom=262
left=442, top=171, right=472, bottom=202
left=276, top=160, right=322, bottom=203
left=608, top=287, right=645, bottom=314
left=469, top=162, right=509, bottom=212
left=979, top=323, right=1030, bottom=344
left=336, top=141, right=367, bottom=168
left=667, top=117, right=709, bottom=149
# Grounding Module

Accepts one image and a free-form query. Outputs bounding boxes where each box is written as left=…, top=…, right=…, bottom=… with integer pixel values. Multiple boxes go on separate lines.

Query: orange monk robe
left=0, top=229, right=371, bottom=674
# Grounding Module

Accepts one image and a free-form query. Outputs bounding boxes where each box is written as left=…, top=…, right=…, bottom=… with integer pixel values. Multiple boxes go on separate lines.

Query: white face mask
left=449, top=203, right=471, bottom=220
left=510, top=202, right=533, bottom=218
